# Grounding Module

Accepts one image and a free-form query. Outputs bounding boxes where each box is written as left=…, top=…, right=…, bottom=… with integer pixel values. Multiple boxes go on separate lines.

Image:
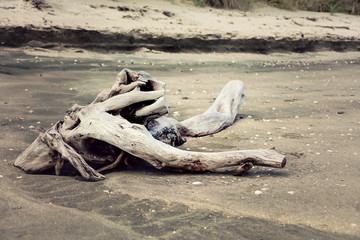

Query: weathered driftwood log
left=14, top=68, right=286, bottom=180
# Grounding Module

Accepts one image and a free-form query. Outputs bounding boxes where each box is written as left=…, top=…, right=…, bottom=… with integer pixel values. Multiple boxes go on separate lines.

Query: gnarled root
left=14, top=68, right=286, bottom=180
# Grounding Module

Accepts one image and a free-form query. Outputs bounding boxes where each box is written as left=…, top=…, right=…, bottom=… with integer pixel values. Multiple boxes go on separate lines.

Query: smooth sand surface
left=0, top=0, right=360, bottom=239
left=0, top=47, right=359, bottom=239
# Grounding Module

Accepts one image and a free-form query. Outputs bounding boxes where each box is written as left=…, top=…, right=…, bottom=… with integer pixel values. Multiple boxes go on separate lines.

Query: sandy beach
left=1, top=0, right=360, bottom=52
left=1, top=1, right=360, bottom=239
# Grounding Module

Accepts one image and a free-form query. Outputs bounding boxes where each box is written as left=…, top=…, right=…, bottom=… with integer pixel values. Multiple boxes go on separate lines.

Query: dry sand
left=1, top=0, right=360, bottom=51
left=3, top=0, right=360, bottom=38
left=0, top=0, right=360, bottom=239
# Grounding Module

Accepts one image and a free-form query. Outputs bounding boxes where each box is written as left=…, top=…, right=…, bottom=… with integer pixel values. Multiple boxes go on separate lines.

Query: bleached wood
left=66, top=109, right=286, bottom=171
left=181, top=80, right=245, bottom=137
left=97, top=151, right=127, bottom=173
left=14, top=135, right=55, bottom=173
left=98, top=89, right=165, bottom=112
left=14, top=68, right=286, bottom=180
left=43, top=122, right=105, bottom=180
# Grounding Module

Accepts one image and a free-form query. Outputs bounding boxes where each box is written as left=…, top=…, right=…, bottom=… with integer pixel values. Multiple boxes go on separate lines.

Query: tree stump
left=14, top=68, right=286, bottom=180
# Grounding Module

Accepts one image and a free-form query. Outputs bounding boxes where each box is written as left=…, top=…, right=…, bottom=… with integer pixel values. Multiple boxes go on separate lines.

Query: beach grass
left=194, top=0, right=357, bottom=14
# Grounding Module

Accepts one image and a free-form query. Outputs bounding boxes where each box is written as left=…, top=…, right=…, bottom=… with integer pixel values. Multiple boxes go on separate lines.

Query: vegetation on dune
left=192, top=0, right=360, bottom=14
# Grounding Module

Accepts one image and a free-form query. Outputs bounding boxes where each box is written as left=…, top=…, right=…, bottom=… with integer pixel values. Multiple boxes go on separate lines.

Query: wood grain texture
left=14, top=69, right=286, bottom=180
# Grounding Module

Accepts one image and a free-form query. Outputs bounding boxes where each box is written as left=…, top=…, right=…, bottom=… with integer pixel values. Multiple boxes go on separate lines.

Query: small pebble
left=192, top=181, right=202, bottom=185
left=254, top=190, right=262, bottom=195
left=287, top=191, right=295, bottom=195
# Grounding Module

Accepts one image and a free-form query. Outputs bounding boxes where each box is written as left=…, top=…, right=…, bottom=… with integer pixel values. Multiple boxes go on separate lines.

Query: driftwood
left=14, top=69, right=286, bottom=180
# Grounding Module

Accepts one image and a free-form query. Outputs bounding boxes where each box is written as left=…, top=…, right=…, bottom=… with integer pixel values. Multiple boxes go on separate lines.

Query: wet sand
left=0, top=47, right=359, bottom=239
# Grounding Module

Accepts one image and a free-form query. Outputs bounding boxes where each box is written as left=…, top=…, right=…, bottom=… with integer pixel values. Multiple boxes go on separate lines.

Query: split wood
left=14, top=69, right=286, bottom=180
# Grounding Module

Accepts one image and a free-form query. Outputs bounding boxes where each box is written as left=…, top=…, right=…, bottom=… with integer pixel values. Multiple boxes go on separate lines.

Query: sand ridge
left=0, top=0, right=360, bottom=51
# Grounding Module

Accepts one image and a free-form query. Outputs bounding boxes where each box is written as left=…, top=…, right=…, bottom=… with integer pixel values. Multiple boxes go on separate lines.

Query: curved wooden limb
left=70, top=111, right=286, bottom=174
left=93, top=68, right=164, bottom=103
left=92, top=69, right=141, bottom=103
left=146, top=80, right=246, bottom=142
left=181, top=80, right=245, bottom=137
left=97, top=151, right=127, bottom=173
left=98, top=89, right=166, bottom=112
left=41, top=123, right=105, bottom=181
left=135, top=96, right=168, bottom=120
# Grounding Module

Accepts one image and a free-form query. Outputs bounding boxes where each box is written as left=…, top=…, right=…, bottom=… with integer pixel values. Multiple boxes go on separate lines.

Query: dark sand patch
left=6, top=172, right=358, bottom=240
